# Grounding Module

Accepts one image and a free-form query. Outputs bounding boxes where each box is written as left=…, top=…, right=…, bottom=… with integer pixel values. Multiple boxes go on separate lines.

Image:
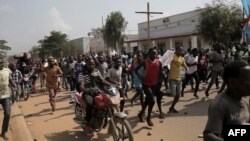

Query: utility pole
left=67, top=34, right=71, bottom=56
left=102, top=16, right=108, bottom=54
left=242, top=8, right=246, bottom=43
left=135, top=2, right=163, bottom=49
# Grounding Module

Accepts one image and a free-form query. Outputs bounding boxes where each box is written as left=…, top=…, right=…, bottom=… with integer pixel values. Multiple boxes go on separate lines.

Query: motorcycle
left=20, top=69, right=34, bottom=101
left=71, top=85, right=134, bottom=141
left=20, top=74, right=30, bottom=100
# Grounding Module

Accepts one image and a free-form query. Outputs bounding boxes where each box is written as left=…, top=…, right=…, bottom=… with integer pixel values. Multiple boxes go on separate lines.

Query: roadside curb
left=10, top=103, right=33, bottom=141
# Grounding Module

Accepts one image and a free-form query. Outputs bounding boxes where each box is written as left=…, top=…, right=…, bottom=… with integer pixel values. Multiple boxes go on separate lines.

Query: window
left=157, top=43, right=166, bottom=54
left=175, top=41, right=183, bottom=48
left=197, top=38, right=201, bottom=49
left=142, top=43, right=148, bottom=52
left=188, top=41, right=191, bottom=48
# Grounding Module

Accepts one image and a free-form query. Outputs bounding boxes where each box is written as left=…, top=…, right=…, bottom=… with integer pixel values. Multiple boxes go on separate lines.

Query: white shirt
left=69, top=61, right=76, bottom=70
left=69, top=61, right=76, bottom=78
left=186, top=55, right=198, bottom=74
left=107, top=67, right=122, bottom=87
left=180, top=67, right=186, bottom=80
left=0, top=68, right=11, bottom=99
left=184, top=53, right=190, bottom=61
left=158, top=55, right=163, bottom=62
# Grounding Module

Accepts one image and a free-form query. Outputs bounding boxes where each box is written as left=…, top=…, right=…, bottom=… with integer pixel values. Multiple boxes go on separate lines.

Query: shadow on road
left=165, top=97, right=213, bottom=118
left=29, top=93, right=47, bottom=98
left=24, top=108, right=52, bottom=118
left=34, top=95, right=71, bottom=107
left=44, top=111, right=74, bottom=122
left=45, top=130, right=112, bottom=141
left=23, top=105, right=73, bottom=119
left=133, top=126, right=152, bottom=134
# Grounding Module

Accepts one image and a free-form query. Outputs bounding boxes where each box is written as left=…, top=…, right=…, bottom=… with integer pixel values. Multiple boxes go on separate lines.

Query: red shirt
left=143, top=58, right=160, bottom=86
left=197, top=55, right=207, bottom=71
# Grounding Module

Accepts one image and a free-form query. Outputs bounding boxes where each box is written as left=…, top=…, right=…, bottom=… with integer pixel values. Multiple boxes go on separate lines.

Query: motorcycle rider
left=79, top=58, right=111, bottom=126
left=106, top=57, right=126, bottom=112
left=13, top=53, right=32, bottom=99
left=13, top=52, right=32, bottom=75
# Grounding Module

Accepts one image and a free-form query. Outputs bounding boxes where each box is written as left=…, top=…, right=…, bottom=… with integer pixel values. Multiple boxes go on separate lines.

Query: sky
left=0, top=0, right=242, bottom=55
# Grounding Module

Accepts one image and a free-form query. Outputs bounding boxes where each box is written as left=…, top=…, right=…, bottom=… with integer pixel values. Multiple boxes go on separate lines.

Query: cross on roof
left=135, top=2, right=163, bottom=48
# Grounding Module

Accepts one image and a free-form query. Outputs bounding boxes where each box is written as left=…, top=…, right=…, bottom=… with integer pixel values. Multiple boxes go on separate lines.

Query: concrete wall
left=89, top=34, right=139, bottom=54
left=90, top=37, right=105, bottom=53
left=70, top=37, right=93, bottom=54
left=138, top=9, right=201, bottom=39
left=83, top=37, right=92, bottom=54
left=124, top=34, right=138, bottom=52
left=135, top=9, right=212, bottom=52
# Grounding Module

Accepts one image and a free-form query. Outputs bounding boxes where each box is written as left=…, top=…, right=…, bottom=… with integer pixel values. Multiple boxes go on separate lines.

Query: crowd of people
left=0, top=42, right=250, bottom=140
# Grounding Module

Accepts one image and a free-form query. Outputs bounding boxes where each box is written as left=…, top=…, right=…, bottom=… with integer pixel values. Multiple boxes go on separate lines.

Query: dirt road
left=17, top=82, right=217, bottom=141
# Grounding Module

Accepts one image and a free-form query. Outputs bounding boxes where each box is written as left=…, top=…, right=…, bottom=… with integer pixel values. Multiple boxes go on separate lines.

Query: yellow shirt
left=0, top=68, right=11, bottom=99
left=43, top=66, right=62, bottom=89
left=168, top=54, right=187, bottom=80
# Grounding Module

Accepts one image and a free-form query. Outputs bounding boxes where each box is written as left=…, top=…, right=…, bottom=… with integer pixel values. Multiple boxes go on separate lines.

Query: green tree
left=0, top=40, right=11, bottom=59
left=103, top=11, right=128, bottom=51
left=38, top=31, right=69, bottom=58
left=197, top=0, right=243, bottom=47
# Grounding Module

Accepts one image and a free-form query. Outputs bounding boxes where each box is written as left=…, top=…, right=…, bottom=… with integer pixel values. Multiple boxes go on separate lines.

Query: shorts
left=169, top=79, right=181, bottom=97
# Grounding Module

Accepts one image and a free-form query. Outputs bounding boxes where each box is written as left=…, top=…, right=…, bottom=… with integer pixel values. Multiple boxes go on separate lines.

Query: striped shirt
left=82, top=69, right=101, bottom=88
left=10, top=69, right=23, bottom=85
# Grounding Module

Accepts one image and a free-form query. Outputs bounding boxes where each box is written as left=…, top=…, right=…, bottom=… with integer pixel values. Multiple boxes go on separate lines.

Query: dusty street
left=17, top=82, right=218, bottom=141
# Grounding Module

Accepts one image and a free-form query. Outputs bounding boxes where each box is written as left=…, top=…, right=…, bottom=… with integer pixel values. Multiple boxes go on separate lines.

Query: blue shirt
left=75, top=62, right=85, bottom=82
left=132, top=64, right=143, bottom=88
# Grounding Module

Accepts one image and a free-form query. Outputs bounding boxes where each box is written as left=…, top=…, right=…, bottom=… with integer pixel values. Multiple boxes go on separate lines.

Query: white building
left=125, top=9, right=209, bottom=53
left=90, top=36, right=105, bottom=53
left=71, top=34, right=139, bottom=55
left=123, top=34, right=139, bottom=53
left=70, top=37, right=93, bottom=54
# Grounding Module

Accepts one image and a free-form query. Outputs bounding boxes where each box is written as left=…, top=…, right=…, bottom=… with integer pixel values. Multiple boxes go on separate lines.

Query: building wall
left=124, top=34, right=138, bottom=53
left=138, top=9, right=201, bottom=39
left=90, top=38, right=105, bottom=53
left=70, top=37, right=84, bottom=53
left=89, top=34, right=139, bottom=54
left=70, top=37, right=93, bottom=55
left=83, top=37, right=92, bottom=54
left=136, top=9, right=210, bottom=52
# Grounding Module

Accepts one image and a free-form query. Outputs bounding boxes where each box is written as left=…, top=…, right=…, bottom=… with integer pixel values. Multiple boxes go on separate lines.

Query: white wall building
left=125, top=9, right=210, bottom=53
left=72, top=34, right=139, bottom=55
left=70, top=37, right=93, bottom=54
left=123, top=34, right=139, bottom=53
left=90, top=36, right=105, bottom=53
